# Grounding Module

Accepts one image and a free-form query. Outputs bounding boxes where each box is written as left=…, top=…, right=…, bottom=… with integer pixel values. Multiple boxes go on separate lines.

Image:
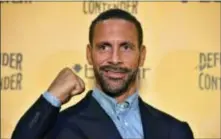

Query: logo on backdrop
left=0, top=52, right=23, bottom=91
left=82, top=1, right=139, bottom=14
left=72, top=63, right=150, bottom=80
left=1, top=0, right=32, bottom=4
left=197, top=52, right=220, bottom=91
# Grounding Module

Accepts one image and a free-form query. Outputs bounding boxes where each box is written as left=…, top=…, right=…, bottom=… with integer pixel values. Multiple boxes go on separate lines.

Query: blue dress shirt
left=43, top=88, right=144, bottom=139
left=92, top=88, right=144, bottom=139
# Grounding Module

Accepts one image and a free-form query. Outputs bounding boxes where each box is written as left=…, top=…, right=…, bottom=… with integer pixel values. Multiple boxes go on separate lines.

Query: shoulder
left=142, top=101, right=184, bottom=123
left=141, top=101, right=194, bottom=138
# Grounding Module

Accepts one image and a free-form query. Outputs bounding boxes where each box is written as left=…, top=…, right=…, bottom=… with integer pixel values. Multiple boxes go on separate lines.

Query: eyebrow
left=120, top=41, right=136, bottom=48
left=95, top=42, right=112, bottom=47
left=95, top=41, right=135, bottom=47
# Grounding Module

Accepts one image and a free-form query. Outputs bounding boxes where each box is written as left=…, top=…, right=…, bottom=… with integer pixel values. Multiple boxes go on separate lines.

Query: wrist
left=43, top=91, right=62, bottom=107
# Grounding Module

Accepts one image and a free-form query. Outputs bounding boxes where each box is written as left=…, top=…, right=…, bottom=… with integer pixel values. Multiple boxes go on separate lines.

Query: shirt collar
left=92, top=87, right=139, bottom=116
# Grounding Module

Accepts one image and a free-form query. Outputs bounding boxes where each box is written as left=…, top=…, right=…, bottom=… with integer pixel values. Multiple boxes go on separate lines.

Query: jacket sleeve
left=11, top=95, right=60, bottom=139
left=170, top=121, right=194, bottom=139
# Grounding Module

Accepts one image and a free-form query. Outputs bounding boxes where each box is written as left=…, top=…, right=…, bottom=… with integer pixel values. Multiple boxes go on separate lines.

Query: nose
left=109, top=47, right=122, bottom=65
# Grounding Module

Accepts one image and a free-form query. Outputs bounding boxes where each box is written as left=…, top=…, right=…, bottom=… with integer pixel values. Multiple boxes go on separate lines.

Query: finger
left=78, top=77, right=85, bottom=90
left=77, top=78, right=85, bottom=94
left=70, top=82, right=84, bottom=96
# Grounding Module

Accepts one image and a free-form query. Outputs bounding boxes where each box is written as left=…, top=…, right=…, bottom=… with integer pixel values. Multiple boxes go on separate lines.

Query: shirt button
left=125, top=122, right=128, bottom=126
left=124, top=102, right=129, bottom=108
left=120, top=102, right=129, bottom=109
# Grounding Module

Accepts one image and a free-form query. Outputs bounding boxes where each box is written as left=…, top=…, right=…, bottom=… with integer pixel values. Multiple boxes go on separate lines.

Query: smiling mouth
left=103, top=70, right=127, bottom=79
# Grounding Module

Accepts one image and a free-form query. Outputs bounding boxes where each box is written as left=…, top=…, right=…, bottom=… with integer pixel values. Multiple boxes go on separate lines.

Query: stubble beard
left=93, top=65, right=139, bottom=98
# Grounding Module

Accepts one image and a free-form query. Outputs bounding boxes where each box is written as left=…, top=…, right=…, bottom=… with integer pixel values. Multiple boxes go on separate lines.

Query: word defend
left=1, top=53, right=23, bottom=91
left=198, top=52, right=220, bottom=91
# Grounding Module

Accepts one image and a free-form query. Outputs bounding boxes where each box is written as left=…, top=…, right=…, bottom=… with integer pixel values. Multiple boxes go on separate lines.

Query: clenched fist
left=47, top=67, right=85, bottom=104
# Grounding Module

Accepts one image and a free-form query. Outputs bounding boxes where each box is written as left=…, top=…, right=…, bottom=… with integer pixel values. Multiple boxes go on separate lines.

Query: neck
left=115, top=82, right=137, bottom=103
left=96, top=79, right=138, bottom=103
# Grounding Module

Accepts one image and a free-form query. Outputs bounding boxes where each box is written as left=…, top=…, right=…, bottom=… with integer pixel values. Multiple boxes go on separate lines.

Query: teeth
left=110, top=71, right=123, bottom=73
left=104, top=69, right=123, bottom=73
left=109, top=70, right=118, bottom=73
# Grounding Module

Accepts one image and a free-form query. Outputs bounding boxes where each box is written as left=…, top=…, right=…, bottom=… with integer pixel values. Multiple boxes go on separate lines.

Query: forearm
left=11, top=95, right=60, bottom=139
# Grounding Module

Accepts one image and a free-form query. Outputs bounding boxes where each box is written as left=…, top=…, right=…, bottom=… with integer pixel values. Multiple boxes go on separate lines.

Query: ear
left=86, top=44, right=93, bottom=65
left=139, top=45, right=146, bottom=67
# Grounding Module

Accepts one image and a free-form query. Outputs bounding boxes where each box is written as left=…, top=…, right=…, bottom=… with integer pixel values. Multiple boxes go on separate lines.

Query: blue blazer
left=11, top=91, right=194, bottom=139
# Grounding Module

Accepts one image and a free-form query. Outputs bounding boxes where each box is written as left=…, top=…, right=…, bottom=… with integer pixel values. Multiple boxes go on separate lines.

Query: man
left=11, top=9, right=194, bottom=139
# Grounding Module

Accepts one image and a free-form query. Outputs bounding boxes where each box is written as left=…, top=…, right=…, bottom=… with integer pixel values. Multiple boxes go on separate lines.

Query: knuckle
left=63, top=67, right=70, bottom=71
left=63, top=67, right=73, bottom=74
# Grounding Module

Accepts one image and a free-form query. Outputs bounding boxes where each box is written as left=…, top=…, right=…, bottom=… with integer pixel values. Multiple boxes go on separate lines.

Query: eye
left=100, top=45, right=106, bottom=50
left=121, top=44, right=131, bottom=51
left=98, top=45, right=110, bottom=51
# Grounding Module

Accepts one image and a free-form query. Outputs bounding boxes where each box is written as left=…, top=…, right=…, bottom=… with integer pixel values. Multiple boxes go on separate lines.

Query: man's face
left=87, top=19, right=146, bottom=97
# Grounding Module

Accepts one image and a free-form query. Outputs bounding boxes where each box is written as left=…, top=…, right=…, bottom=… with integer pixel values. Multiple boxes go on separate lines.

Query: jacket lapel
left=139, top=97, right=169, bottom=139
left=78, top=91, right=122, bottom=139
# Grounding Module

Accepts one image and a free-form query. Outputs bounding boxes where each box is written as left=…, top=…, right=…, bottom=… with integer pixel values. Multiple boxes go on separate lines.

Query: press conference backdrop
left=1, top=1, right=220, bottom=138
